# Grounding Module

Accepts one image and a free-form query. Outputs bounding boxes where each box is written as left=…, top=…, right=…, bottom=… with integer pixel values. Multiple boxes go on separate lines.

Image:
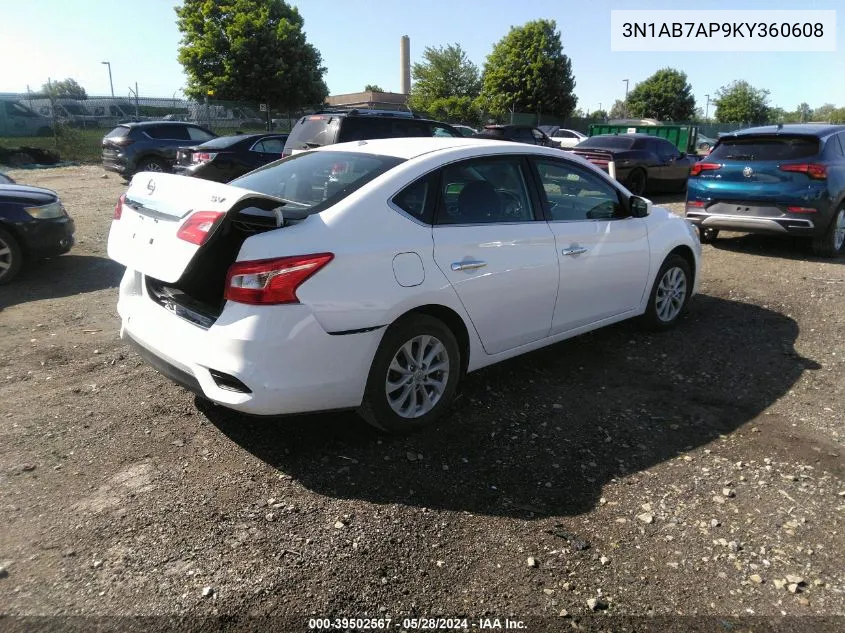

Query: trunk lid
left=107, top=173, right=281, bottom=283
left=695, top=134, right=824, bottom=202
left=175, top=146, right=199, bottom=166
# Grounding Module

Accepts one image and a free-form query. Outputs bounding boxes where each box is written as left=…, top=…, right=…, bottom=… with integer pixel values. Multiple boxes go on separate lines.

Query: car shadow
left=649, top=192, right=686, bottom=206
left=710, top=233, right=845, bottom=265
left=0, top=254, right=123, bottom=310
left=200, top=295, right=818, bottom=519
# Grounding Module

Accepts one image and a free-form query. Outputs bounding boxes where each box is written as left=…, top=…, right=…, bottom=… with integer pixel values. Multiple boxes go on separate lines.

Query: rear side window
left=392, top=174, right=437, bottom=224
left=709, top=135, right=820, bottom=161
left=229, top=151, right=404, bottom=215
left=145, top=125, right=190, bottom=140
left=106, top=126, right=130, bottom=139
left=285, top=115, right=339, bottom=151
left=187, top=127, right=215, bottom=142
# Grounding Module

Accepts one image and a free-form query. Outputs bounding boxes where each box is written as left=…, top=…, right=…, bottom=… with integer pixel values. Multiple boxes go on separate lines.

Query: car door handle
left=451, top=260, right=487, bottom=271
left=561, top=247, right=588, bottom=256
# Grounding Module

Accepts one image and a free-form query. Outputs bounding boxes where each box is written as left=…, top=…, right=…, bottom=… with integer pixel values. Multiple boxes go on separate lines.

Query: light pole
left=704, top=94, right=711, bottom=121
left=101, top=61, right=114, bottom=99
left=623, top=79, right=629, bottom=117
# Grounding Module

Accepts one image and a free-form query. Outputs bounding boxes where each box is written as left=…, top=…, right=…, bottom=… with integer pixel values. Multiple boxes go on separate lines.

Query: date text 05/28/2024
left=308, top=617, right=526, bottom=630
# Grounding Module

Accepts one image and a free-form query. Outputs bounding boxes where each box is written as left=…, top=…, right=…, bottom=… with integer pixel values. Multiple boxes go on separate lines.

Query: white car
left=107, top=138, right=701, bottom=433
left=540, top=127, right=587, bottom=148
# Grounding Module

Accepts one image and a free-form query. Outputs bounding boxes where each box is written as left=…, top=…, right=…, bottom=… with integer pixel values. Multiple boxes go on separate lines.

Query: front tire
left=0, top=226, right=23, bottom=285
left=358, top=314, right=461, bottom=434
left=812, top=207, right=845, bottom=258
left=640, top=254, right=692, bottom=330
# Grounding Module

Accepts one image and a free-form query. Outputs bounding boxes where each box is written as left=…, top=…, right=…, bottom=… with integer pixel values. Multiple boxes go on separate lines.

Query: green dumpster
left=588, top=124, right=699, bottom=154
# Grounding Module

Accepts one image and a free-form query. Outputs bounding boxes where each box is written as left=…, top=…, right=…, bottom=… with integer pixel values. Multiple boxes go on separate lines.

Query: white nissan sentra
left=108, top=137, right=700, bottom=433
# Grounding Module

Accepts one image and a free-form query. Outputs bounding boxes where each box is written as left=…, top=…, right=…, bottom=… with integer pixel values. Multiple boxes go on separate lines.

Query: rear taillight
left=779, top=163, right=827, bottom=180
left=686, top=200, right=705, bottom=208
left=109, top=137, right=135, bottom=147
left=113, top=193, right=125, bottom=220
left=176, top=211, right=224, bottom=245
left=689, top=162, right=721, bottom=177
left=786, top=206, right=817, bottom=213
left=224, top=253, right=334, bottom=305
left=192, top=152, right=218, bottom=163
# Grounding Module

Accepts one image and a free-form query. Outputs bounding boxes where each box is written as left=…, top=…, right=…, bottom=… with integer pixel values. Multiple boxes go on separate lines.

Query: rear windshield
left=708, top=135, right=820, bottom=161
left=480, top=128, right=506, bottom=137
left=230, top=150, right=404, bottom=214
left=285, top=115, right=339, bottom=151
left=106, top=126, right=130, bottom=138
left=195, top=135, right=248, bottom=150
left=577, top=136, right=636, bottom=149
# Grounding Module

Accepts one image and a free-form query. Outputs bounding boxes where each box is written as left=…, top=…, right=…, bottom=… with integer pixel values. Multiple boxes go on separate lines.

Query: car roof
left=724, top=124, right=845, bottom=138
left=311, top=137, right=595, bottom=165
left=121, top=120, right=207, bottom=129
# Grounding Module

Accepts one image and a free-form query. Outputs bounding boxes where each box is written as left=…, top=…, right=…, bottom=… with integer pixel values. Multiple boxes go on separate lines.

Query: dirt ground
left=0, top=165, right=843, bottom=631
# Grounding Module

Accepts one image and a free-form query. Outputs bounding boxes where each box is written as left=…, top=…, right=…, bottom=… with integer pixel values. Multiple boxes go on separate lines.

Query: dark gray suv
left=102, top=121, right=217, bottom=178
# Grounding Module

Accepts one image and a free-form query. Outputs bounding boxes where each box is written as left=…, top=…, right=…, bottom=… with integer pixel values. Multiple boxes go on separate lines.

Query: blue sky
left=1, top=0, right=843, bottom=112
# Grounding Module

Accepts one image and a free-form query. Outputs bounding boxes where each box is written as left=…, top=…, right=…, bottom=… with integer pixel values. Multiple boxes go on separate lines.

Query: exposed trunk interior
left=145, top=197, right=304, bottom=327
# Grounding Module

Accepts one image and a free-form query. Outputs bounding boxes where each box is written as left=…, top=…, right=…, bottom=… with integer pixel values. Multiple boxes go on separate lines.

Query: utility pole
left=705, top=94, right=711, bottom=121
left=623, top=79, right=629, bottom=117
left=101, top=61, right=114, bottom=99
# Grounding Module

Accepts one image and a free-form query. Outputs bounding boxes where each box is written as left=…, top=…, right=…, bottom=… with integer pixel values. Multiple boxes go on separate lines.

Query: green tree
left=479, top=19, right=577, bottom=120
left=175, top=0, right=327, bottom=111
left=408, top=44, right=481, bottom=114
left=625, top=68, right=695, bottom=121
left=796, top=102, right=812, bottom=122
left=608, top=99, right=627, bottom=119
left=812, top=103, right=837, bottom=121
left=713, top=80, right=770, bottom=124
left=41, top=78, right=87, bottom=100
left=589, top=109, right=607, bottom=120
left=364, top=84, right=385, bottom=92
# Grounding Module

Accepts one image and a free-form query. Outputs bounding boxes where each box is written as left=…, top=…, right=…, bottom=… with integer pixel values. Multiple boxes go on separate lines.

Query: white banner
left=610, top=10, right=836, bottom=52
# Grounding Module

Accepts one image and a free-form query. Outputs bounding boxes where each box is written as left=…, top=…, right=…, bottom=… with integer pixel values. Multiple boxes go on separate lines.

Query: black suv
left=474, top=124, right=559, bottom=147
left=102, top=121, right=217, bottom=178
left=282, top=109, right=461, bottom=156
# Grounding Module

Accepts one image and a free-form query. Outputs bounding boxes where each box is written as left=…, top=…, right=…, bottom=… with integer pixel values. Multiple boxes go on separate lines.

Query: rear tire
left=640, top=254, right=692, bottom=331
left=812, top=207, right=845, bottom=258
left=136, top=157, right=168, bottom=174
left=625, top=168, right=648, bottom=196
left=698, top=227, right=719, bottom=244
left=0, top=226, right=23, bottom=285
left=358, top=314, right=461, bottom=434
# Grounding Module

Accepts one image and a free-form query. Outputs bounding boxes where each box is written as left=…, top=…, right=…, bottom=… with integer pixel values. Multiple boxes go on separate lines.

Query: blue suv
left=685, top=124, right=845, bottom=258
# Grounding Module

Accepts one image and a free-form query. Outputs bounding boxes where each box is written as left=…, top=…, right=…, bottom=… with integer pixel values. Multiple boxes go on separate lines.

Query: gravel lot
left=1, top=165, right=843, bottom=630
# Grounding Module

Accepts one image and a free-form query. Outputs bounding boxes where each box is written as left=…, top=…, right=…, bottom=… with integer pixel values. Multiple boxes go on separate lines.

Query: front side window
left=431, top=124, right=459, bottom=137
left=436, top=157, right=535, bottom=225
left=532, top=159, right=622, bottom=221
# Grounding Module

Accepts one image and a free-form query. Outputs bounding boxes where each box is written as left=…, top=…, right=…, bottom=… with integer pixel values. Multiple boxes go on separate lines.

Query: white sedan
left=107, top=138, right=701, bottom=433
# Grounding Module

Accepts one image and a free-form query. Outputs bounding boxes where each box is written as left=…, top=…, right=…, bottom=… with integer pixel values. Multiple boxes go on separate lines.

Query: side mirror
left=630, top=195, right=652, bottom=218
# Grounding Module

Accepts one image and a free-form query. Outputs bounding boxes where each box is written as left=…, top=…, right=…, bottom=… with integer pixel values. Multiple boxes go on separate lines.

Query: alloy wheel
left=385, top=335, right=450, bottom=419
left=655, top=266, right=688, bottom=323
left=834, top=209, right=845, bottom=251
left=0, top=234, right=12, bottom=275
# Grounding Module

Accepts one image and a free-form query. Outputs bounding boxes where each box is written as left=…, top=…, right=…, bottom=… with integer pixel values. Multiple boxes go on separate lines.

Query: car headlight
left=25, top=201, right=65, bottom=219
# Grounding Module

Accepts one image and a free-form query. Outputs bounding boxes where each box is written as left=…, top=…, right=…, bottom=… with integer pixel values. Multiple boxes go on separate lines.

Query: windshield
left=196, top=135, right=250, bottom=150
left=230, top=150, right=405, bottom=214
left=708, top=135, right=820, bottom=161
left=577, top=136, right=636, bottom=149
